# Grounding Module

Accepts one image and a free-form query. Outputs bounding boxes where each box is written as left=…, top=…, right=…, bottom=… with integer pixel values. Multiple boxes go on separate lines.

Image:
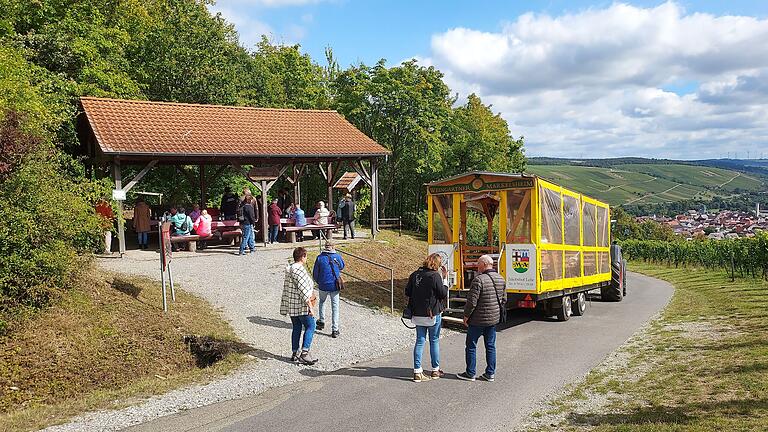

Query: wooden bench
left=170, top=229, right=242, bottom=252
left=280, top=215, right=336, bottom=243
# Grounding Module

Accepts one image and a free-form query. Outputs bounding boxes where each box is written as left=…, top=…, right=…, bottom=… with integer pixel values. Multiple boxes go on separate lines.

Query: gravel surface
left=44, top=245, right=414, bottom=432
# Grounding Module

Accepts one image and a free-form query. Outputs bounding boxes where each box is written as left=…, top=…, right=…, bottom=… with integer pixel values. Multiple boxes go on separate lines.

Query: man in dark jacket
left=220, top=186, right=239, bottom=220
left=458, top=254, right=506, bottom=382
left=237, top=195, right=257, bottom=255
left=338, top=193, right=356, bottom=239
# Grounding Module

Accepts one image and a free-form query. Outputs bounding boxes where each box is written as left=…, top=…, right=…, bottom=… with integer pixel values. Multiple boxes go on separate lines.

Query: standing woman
left=280, top=247, right=319, bottom=365
left=133, top=199, right=151, bottom=250
left=238, top=195, right=256, bottom=255
left=405, top=253, right=448, bottom=382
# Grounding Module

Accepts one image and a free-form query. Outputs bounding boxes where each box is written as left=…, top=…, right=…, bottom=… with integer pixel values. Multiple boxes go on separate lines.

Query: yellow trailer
left=426, top=171, right=626, bottom=322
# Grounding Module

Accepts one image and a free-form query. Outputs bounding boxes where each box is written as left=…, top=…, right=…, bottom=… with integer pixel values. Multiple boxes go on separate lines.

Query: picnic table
left=150, top=219, right=243, bottom=251
left=280, top=216, right=335, bottom=243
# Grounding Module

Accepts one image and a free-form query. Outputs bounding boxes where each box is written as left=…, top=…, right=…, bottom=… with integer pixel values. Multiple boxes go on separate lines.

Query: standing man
left=312, top=241, right=345, bottom=338
left=280, top=247, right=319, bottom=365
left=268, top=198, right=282, bottom=244
left=457, top=255, right=506, bottom=382
left=220, top=186, right=239, bottom=220
left=338, top=193, right=356, bottom=240
left=237, top=195, right=256, bottom=255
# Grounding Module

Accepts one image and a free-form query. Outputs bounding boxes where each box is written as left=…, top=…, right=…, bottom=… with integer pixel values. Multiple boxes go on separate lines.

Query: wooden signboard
left=247, top=166, right=282, bottom=181
left=160, top=221, right=172, bottom=270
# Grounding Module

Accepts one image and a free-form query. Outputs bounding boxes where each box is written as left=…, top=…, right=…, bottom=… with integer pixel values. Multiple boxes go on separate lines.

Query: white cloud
left=210, top=4, right=273, bottom=49
left=426, top=2, right=768, bottom=159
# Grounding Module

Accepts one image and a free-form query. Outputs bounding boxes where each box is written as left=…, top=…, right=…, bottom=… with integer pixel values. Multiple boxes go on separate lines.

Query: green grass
left=537, top=262, right=768, bottom=432
left=527, top=163, right=765, bottom=205
left=0, top=265, right=247, bottom=432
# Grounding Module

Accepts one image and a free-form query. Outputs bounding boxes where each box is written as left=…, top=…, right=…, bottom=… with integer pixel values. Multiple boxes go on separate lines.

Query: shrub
left=0, top=111, right=107, bottom=333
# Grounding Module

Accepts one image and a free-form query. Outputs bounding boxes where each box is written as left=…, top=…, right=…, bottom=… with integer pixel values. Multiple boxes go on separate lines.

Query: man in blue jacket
left=313, top=241, right=345, bottom=338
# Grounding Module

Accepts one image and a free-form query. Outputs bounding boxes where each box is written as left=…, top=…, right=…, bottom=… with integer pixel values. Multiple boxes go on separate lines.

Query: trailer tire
left=622, top=259, right=628, bottom=297
left=572, top=292, right=587, bottom=316
left=603, top=251, right=624, bottom=302
left=555, top=296, right=572, bottom=321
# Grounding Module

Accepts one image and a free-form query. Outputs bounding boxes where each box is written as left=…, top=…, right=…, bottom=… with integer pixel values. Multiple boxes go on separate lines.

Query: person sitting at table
left=312, top=201, right=330, bottom=240
left=133, top=198, right=151, bottom=250
left=189, top=204, right=201, bottom=225
left=221, top=187, right=239, bottom=220
left=193, top=209, right=212, bottom=250
left=169, top=207, right=191, bottom=251
left=293, top=203, right=307, bottom=242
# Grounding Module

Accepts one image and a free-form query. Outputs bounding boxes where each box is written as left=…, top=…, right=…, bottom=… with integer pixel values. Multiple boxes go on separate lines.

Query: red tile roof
left=333, top=172, right=364, bottom=191
left=80, top=97, right=389, bottom=158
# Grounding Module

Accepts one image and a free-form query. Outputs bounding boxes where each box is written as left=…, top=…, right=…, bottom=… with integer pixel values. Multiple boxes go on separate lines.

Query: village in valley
left=637, top=204, right=768, bottom=240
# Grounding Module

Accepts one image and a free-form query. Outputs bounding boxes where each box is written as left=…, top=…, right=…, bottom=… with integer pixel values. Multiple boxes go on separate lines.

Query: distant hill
left=526, top=157, right=767, bottom=206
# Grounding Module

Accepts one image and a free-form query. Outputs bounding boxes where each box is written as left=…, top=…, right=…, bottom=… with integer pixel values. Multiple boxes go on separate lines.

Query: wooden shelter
left=78, top=97, right=389, bottom=253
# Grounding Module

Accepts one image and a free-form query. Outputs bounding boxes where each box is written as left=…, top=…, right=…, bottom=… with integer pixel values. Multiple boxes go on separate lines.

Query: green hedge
left=621, top=234, right=768, bottom=279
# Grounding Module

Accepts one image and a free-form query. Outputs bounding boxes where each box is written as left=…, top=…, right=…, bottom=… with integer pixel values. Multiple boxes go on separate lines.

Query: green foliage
left=611, top=207, right=675, bottom=241
left=0, top=113, right=107, bottom=333
left=445, top=94, right=525, bottom=174
left=621, top=233, right=768, bottom=279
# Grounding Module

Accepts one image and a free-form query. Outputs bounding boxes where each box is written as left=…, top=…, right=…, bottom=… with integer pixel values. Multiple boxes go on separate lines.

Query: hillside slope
left=527, top=161, right=765, bottom=206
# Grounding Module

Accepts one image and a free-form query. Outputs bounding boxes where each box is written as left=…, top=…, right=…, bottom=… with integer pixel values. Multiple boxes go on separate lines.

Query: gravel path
left=44, top=245, right=413, bottom=432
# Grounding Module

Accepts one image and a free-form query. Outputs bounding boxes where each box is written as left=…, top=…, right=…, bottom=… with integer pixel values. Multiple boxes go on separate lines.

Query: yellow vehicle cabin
left=425, top=171, right=626, bottom=322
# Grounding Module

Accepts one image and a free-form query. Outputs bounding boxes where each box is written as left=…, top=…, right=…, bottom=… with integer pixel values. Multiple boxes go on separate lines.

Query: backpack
left=237, top=203, right=245, bottom=222
left=180, top=216, right=190, bottom=233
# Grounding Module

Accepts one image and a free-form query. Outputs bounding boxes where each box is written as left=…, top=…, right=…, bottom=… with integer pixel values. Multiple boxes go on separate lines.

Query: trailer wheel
left=555, top=296, right=572, bottom=321
left=572, top=292, right=587, bottom=316
left=622, top=259, right=628, bottom=297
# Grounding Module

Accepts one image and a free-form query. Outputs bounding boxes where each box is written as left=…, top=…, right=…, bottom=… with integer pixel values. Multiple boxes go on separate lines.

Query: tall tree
left=446, top=93, right=525, bottom=173
left=334, top=59, right=454, bottom=217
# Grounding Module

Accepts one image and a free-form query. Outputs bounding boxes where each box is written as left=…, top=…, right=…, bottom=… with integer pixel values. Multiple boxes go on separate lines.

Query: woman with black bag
left=405, top=253, right=448, bottom=382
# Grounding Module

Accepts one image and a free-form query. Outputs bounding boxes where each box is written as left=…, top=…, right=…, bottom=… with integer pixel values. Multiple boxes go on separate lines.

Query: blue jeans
left=465, top=325, right=497, bottom=377
left=239, top=224, right=255, bottom=254
left=413, top=315, right=442, bottom=373
left=137, top=232, right=148, bottom=245
left=269, top=224, right=280, bottom=243
left=318, top=290, right=339, bottom=331
left=290, top=315, right=316, bottom=352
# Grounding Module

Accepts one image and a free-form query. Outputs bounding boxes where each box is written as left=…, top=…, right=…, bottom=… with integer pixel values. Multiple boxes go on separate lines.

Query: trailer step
left=441, top=316, right=464, bottom=325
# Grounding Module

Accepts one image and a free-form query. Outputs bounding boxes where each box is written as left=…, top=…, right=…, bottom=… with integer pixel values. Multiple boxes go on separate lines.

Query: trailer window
left=598, top=251, right=610, bottom=273
left=582, top=202, right=597, bottom=247
left=431, top=195, right=453, bottom=244
left=541, top=250, right=563, bottom=281
left=597, top=206, right=609, bottom=247
left=506, top=189, right=532, bottom=243
left=539, top=186, right=563, bottom=244
left=563, top=195, right=580, bottom=246
left=583, top=252, right=598, bottom=276
left=565, top=251, right=581, bottom=278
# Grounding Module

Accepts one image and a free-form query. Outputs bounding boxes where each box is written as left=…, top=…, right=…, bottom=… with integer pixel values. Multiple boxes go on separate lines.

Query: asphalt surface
left=128, top=272, right=672, bottom=432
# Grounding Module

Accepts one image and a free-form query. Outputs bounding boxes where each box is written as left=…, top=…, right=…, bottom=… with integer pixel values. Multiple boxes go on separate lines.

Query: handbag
left=488, top=276, right=506, bottom=324
left=401, top=303, right=416, bottom=329
left=331, top=257, right=345, bottom=290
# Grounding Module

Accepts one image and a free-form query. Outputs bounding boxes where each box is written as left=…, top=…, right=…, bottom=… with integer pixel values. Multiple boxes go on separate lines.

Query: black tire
left=602, top=245, right=624, bottom=302
left=572, top=292, right=587, bottom=316
left=622, top=259, right=628, bottom=297
left=555, top=296, right=572, bottom=321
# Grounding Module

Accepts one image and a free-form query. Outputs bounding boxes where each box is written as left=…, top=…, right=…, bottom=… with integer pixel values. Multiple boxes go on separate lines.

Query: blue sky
left=211, top=1, right=768, bottom=159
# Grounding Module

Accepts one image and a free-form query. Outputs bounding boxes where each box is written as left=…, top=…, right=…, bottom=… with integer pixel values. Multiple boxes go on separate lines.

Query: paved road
left=129, top=272, right=672, bottom=432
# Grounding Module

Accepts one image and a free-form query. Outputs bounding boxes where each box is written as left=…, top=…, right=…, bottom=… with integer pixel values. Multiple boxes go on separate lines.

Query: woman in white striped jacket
left=280, top=247, right=319, bottom=365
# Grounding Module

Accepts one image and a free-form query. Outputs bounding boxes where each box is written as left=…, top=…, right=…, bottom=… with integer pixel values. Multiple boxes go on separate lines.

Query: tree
left=333, top=59, right=454, bottom=218
left=445, top=94, right=525, bottom=173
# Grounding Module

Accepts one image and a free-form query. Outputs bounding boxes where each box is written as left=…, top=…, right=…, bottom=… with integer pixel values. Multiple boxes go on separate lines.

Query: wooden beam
left=318, top=163, right=328, bottom=181
left=506, top=190, right=531, bottom=243
left=260, top=180, right=269, bottom=246
left=121, top=159, right=158, bottom=194
left=112, top=160, right=126, bottom=255
left=353, top=160, right=372, bottom=187
left=432, top=195, right=453, bottom=242
left=265, top=164, right=290, bottom=191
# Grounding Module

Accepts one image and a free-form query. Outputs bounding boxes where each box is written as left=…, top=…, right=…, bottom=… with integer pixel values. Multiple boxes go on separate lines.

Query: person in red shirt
left=268, top=198, right=282, bottom=244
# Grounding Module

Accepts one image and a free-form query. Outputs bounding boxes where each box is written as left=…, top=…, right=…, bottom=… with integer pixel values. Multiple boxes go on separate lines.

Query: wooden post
left=261, top=180, right=269, bottom=247
left=371, top=158, right=379, bottom=239
left=199, top=164, right=207, bottom=207
left=327, top=161, right=334, bottom=214
left=112, top=159, right=126, bottom=255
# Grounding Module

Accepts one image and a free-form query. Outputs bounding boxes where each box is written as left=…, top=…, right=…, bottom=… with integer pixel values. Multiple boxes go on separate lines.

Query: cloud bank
left=427, top=2, right=768, bottom=159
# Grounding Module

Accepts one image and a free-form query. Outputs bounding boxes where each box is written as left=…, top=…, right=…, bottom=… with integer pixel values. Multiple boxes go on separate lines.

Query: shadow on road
left=247, top=315, right=294, bottom=329
left=298, top=366, right=413, bottom=382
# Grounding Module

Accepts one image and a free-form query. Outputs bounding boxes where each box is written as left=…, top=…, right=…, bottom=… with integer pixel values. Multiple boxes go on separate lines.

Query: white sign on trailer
left=506, top=244, right=537, bottom=291
left=428, top=243, right=456, bottom=287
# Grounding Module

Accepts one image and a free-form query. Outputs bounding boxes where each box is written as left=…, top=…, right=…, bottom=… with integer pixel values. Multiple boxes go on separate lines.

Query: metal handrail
left=336, top=249, right=395, bottom=314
